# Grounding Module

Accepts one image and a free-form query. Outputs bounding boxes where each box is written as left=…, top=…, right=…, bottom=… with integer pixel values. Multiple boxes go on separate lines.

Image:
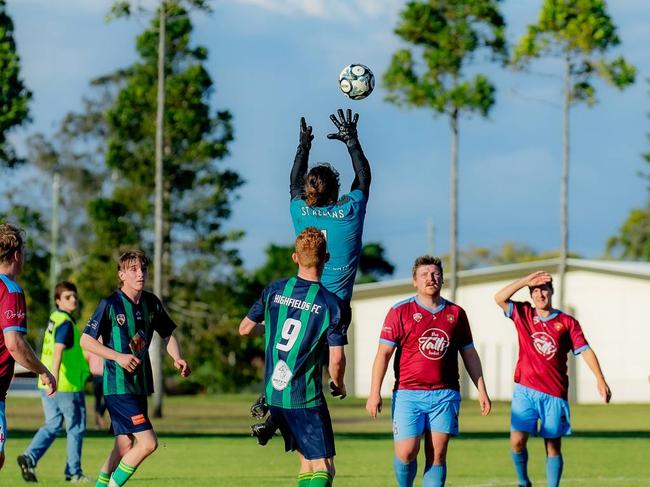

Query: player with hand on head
left=366, top=256, right=490, bottom=487
left=80, top=250, right=191, bottom=487
left=240, top=228, right=346, bottom=487
left=0, top=223, right=57, bottom=473
left=494, top=271, right=611, bottom=487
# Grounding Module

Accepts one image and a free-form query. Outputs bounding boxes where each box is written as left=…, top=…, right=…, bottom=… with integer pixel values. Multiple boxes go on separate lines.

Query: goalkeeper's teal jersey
left=290, top=189, right=367, bottom=301
left=247, top=276, right=344, bottom=408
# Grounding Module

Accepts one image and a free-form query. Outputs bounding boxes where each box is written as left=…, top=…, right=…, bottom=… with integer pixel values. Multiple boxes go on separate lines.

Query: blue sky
left=6, top=0, right=650, bottom=277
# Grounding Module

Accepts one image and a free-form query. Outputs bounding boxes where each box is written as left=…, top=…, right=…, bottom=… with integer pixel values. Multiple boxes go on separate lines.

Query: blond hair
left=0, top=223, right=24, bottom=264
left=295, top=227, right=327, bottom=268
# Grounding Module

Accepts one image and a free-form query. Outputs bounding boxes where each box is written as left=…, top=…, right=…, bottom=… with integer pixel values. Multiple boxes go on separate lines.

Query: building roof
left=352, top=258, right=650, bottom=300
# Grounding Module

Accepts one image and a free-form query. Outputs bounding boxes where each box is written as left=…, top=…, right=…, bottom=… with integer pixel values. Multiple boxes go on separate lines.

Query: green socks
left=108, top=461, right=137, bottom=486
left=298, top=472, right=314, bottom=486
left=95, top=471, right=110, bottom=487
left=310, top=471, right=333, bottom=486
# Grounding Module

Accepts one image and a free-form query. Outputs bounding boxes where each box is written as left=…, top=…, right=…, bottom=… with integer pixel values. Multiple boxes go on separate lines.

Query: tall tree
left=606, top=207, right=650, bottom=260
left=384, top=0, right=507, bottom=302
left=105, top=0, right=240, bottom=415
left=0, top=0, right=31, bottom=167
left=513, top=0, right=635, bottom=307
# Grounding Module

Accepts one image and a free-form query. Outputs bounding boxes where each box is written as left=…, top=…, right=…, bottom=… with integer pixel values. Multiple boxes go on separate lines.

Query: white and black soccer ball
left=338, top=63, right=375, bottom=100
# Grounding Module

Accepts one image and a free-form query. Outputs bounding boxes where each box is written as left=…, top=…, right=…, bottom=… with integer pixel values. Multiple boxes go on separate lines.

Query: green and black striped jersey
left=84, top=290, right=176, bottom=396
left=247, top=276, right=344, bottom=408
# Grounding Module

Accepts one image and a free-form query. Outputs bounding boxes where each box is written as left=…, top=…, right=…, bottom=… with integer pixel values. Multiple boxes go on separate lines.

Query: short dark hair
left=529, top=281, right=554, bottom=293
left=304, top=164, right=340, bottom=207
left=54, top=281, right=77, bottom=301
left=411, top=255, right=443, bottom=279
left=0, top=223, right=24, bottom=264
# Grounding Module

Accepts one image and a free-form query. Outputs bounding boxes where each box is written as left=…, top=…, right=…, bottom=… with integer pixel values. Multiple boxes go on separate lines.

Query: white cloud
left=14, top=0, right=114, bottom=14
left=230, top=0, right=400, bottom=20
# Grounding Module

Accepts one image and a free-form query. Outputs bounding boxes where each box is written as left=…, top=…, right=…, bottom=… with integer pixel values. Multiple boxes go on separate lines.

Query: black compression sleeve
left=348, top=139, right=371, bottom=197
left=290, top=144, right=309, bottom=200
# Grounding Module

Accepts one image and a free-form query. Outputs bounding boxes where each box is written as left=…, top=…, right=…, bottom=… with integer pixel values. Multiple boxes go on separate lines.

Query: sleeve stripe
left=462, top=343, right=475, bottom=351
left=379, top=338, right=396, bottom=347
left=3, top=326, right=28, bottom=334
left=504, top=301, right=514, bottom=318
left=573, top=344, right=590, bottom=355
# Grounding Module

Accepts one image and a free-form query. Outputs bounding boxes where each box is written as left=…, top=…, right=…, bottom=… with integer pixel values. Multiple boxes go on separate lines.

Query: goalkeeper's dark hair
left=304, top=164, right=340, bottom=207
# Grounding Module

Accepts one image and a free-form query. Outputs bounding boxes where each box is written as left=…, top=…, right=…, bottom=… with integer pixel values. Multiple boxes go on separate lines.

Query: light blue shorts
left=391, top=389, right=461, bottom=441
left=511, top=383, right=571, bottom=438
left=0, top=400, right=6, bottom=453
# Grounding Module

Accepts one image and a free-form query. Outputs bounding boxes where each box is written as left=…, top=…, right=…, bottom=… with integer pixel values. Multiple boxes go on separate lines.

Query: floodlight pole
left=151, top=0, right=166, bottom=418
left=49, top=171, right=61, bottom=308
left=559, top=54, right=570, bottom=311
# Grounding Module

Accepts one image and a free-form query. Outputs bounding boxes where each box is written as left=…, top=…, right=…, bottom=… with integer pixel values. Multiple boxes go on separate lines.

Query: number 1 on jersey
left=276, top=318, right=302, bottom=352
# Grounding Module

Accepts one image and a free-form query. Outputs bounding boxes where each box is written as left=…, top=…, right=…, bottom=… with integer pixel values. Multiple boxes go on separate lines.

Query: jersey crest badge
left=271, top=359, right=293, bottom=391
left=446, top=314, right=454, bottom=323
left=531, top=331, right=557, bottom=359
left=129, top=330, right=147, bottom=358
left=116, top=314, right=126, bottom=326
left=554, top=323, right=563, bottom=331
left=413, top=312, right=422, bottom=322
left=418, top=328, right=450, bottom=360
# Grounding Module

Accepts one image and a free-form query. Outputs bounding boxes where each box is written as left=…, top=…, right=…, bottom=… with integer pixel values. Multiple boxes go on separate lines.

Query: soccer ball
left=339, top=64, right=375, bottom=100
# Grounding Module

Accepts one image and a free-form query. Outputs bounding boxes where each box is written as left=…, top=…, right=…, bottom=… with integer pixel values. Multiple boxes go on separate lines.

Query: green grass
left=1, top=395, right=649, bottom=486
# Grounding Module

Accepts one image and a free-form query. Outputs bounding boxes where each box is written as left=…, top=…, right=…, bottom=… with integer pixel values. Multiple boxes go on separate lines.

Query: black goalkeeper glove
left=327, top=108, right=359, bottom=145
left=329, top=380, right=347, bottom=400
left=299, top=116, right=314, bottom=150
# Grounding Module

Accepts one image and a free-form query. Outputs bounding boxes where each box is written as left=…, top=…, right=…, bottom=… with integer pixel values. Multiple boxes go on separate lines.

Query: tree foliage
left=512, top=0, right=635, bottom=105
left=457, top=242, right=572, bottom=270
left=606, top=207, right=650, bottom=261
left=607, top=80, right=650, bottom=261
left=102, top=1, right=242, bottom=277
left=384, top=0, right=507, bottom=116
left=0, top=0, right=31, bottom=167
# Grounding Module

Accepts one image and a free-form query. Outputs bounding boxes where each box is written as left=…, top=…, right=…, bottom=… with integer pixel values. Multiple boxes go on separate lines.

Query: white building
left=348, top=258, right=650, bottom=404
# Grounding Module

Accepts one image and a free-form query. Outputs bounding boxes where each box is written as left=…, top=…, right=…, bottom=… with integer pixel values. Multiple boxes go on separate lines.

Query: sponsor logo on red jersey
left=418, top=328, right=450, bottom=360
left=4, top=309, right=25, bottom=320
left=532, top=331, right=557, bottom=359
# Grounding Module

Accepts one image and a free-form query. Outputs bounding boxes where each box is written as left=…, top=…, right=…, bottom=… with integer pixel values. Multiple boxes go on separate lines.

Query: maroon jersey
left=0, top=274, right=28, bottom=401
left=379, top=297, right=474, bottom=391
left=507, top=300, right=589, bottom=400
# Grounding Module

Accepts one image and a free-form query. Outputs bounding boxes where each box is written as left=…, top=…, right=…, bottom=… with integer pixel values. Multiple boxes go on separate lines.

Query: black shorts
left=105, top=394, right=152, bottom=436
left=269, top=403, right=335, bottom=460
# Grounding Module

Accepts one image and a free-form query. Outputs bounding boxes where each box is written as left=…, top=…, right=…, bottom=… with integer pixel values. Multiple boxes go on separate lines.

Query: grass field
left=1, top=395, right=649, bottom=486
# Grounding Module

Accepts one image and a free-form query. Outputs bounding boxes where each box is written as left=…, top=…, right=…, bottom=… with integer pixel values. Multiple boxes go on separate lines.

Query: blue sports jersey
left=290, top=190, right=367, bottom=300
left=247, top=276, right=345, bottom=408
